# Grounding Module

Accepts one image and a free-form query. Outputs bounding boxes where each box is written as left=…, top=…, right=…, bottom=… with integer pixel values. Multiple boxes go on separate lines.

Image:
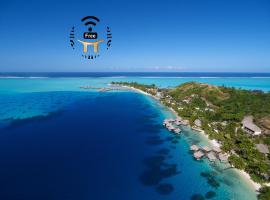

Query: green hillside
left=112, top=81, right=270, bottom=191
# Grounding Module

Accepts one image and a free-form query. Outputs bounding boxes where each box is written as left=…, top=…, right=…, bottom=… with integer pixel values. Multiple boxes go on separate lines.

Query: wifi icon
left=81, top=16, right=100, bottom=32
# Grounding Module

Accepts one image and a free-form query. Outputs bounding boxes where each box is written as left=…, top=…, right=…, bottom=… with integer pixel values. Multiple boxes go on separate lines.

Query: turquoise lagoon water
left=0, top=75, right=267, bottom=200
left=0, top=76, right=270, bottom=94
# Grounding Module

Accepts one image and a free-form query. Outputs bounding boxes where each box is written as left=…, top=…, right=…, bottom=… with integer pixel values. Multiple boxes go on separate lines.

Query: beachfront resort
left=110, top=81, right=270, bottom=199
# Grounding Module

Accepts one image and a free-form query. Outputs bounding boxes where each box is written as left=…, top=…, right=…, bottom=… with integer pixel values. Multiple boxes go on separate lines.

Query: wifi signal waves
left=81, top=16, right=100, bottom=32
left=69, top=26, right=75, bottom=49
left=107, top=26, right=112, bottom=50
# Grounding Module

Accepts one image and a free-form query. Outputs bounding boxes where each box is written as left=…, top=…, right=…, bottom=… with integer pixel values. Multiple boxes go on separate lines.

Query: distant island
left=111, top=81, right=270, bottom=199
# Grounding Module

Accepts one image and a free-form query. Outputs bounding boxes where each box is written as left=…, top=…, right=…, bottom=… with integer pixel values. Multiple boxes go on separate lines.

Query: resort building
left=241, top=116, right=262, bottom=136
left=155, top=92, right=163, bottom=99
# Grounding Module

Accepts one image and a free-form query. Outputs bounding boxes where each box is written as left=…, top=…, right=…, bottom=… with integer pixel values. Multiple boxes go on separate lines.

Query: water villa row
left=163, top=118, right=183, bottom=134
left=190, top=144, right=229, bottom=162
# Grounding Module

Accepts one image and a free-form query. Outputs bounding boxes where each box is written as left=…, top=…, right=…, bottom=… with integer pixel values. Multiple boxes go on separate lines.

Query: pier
left=79, top=85, right=122, bottom=92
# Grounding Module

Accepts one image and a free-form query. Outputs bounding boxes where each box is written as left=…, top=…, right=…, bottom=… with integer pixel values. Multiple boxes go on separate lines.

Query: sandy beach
left=122, top=85, right=263, bottom=192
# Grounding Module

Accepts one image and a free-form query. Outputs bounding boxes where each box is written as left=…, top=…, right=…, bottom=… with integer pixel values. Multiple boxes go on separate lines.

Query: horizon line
left=1, top=71, right=270, bottom=73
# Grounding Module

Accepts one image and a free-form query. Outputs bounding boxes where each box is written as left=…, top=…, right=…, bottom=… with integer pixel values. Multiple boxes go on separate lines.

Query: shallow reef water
left=0, top=77, right=259, bottom=200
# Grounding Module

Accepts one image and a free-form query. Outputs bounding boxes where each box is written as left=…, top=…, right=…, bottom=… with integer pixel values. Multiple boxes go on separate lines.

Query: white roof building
left=241, top=116, right=262, bottom=136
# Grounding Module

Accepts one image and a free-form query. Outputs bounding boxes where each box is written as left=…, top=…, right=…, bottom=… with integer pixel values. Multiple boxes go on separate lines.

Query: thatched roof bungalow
left=207, top=152, right=217, bottom=162
left=190, top=145, right=199, bottom=151
left=194, top=151, right=204, bottom=160
left=218, top=153, right=229, bottom=162
left=202, top=146, right=211, bottom=152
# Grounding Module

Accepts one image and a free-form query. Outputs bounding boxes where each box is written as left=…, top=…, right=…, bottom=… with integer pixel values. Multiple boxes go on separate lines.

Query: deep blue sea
left=0, top=72, right=268, bottom=200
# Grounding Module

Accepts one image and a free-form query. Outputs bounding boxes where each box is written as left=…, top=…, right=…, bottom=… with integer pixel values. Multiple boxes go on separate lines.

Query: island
left=111, top=81, right=270, bottom=199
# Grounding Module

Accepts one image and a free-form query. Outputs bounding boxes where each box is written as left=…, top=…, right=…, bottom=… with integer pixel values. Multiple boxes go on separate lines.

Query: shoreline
left=120, top=85, right=261, bottom=192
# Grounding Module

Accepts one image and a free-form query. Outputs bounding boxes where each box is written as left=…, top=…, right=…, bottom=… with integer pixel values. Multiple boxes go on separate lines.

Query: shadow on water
left=145, top=136, right=164, bottom=145
left=190, top=194, right=205, bottom=200
left=140, top=152, right=180, bottom=195
left=139, top=162, right=180, bottom=186
left=2, top=110, right=64, bottom=130
left=156, top=148, right=170, bottom=155
left=143, top=155, right=165, bottom=167
left=165, top=136, right=174, bottom=141
left=171, top=139, right=179, bottom=144
left=205, top=191, right=216, bottom=199
left=174, top=135, right=181, bottom=140
left=137, top=124, right=163, bottom=134
left=200, top=171, right=220, bottom=189
left=220, top=176, right=234, bottom=187
left=156, top=183, right=174, bottom=195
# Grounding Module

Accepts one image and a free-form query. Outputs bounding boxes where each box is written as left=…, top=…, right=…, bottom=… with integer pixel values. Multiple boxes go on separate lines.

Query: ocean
left=0, top=72, right=269, bottom=200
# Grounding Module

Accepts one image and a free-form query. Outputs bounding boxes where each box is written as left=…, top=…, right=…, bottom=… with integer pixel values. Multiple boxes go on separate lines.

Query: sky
left=0, top=0, right=270, bottom=72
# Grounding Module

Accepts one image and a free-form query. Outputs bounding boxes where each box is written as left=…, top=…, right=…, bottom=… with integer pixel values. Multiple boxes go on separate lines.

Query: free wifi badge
left=69, top=16, right=112, bottom=60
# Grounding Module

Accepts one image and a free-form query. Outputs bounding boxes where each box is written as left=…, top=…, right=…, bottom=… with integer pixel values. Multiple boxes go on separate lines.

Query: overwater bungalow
left=163, top=119, right=169, bottom=123
left=218, top=153, right=229, bottom=162
left=163, top=120, right=169, bottom=126
left=167, top=125, right=175, bottom=131
left=168, top=118, right=174, bottom=122
left=212, top=146, right=221, bottom=153
left=175, top=120, right=181, bottom=126
left=202, top=146, right=211, bottom=152
left=174, top=117, right=182, bottom=125
left=190, top=145, right=199, bottom=151
left=207, top=152, right=217, bottom=162
left=194, top=151, right=204, bottom=160
left=163, top=119, right=173, bottom=126
left=174, top=128, right=181, bottom=134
